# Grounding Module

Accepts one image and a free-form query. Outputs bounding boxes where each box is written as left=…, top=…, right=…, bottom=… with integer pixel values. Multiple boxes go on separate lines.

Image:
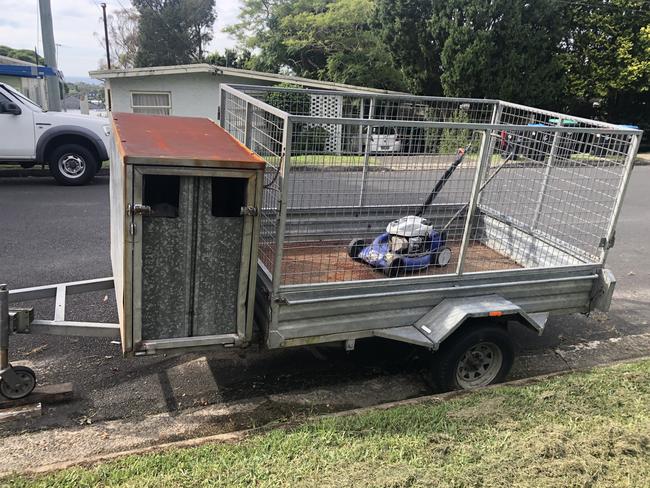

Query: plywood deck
left=267, top=241, right=521, bottom=285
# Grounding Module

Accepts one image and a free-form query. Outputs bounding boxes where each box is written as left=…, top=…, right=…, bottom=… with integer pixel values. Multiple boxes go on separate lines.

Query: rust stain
left=112, top=112, right=265, bottom=169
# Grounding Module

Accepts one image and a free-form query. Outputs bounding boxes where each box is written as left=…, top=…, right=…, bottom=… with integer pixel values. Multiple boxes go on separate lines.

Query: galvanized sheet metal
left=192, top=177, right=243, bottom=336
left=141, top=176, right=194, bottom=340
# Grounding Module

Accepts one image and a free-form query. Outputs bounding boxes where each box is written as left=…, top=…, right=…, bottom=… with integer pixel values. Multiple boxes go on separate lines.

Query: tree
left=132, top=0, right=216, bottom=67
left=375, top=1, right=440, bottom=95
left=206, top=48, right=253, bottom=69
left=377, top=0, right=567, bottom=108
left=227, top=0, right=406, bottom=90
left=561, top=0, right=650, bottom=124
left=0, top=45, right=44, bottom=64
left=95, top=8, right=139, bottom=69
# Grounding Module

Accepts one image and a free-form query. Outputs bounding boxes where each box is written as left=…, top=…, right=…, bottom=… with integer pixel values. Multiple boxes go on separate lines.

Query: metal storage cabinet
left=109, top=113, right=265, bottom=356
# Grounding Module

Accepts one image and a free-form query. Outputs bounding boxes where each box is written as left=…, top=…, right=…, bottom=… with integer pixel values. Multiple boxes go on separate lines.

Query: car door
left=0, top=87, right=35, bottom=159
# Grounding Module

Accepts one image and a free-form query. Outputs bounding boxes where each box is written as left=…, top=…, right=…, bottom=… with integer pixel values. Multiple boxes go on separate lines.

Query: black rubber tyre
left=430, top=324, right=514, bottom=392
left=48, top=144, right=97, bottom=186
left=432, top=247, right=452, bottom=267
left=0, top=365, right=37, bottom=400
left=383, top=257, right=405, bottom=277
left=347, top=238, right=368, bottom=259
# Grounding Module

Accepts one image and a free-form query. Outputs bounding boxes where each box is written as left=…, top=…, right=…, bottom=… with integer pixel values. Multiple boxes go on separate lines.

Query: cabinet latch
left=127, top=204, right=152, bottom=216
left=240, top=206, right=258, bottom=216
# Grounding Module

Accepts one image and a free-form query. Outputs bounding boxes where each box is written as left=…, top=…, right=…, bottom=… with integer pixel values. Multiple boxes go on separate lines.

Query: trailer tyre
left=0, top=365, right=37, bottom=400
left=430, top=325, right=514, bottom=392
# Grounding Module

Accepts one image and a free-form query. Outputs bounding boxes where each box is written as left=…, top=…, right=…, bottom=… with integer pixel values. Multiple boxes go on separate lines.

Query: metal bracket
left=126, top=203, right=152, bottom=216
left=240, top=206, right=258, bottom=216
left=8, top=278, right=119, bottom=338
left=599, top=232, right=615, bottom=250
left=9, top=308, right=33, bottom=333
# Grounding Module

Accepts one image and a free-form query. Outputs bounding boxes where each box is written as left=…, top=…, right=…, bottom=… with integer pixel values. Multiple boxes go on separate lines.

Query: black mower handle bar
left=415, top=143, right=472, bottom=217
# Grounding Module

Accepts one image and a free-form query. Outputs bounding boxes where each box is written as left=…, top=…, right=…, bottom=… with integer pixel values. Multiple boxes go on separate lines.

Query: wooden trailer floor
left=268, top=241, right=521, bottom=285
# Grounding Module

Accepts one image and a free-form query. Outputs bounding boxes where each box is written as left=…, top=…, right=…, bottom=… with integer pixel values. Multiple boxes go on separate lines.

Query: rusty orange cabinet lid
left=112, top=112, right=265, bottom=169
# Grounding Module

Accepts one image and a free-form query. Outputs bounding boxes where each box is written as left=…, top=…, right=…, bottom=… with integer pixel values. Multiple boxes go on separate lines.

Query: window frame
left=130, top=91, right=172, bottom=115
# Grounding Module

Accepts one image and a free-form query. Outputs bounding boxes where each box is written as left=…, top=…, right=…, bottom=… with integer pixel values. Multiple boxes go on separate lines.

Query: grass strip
left=4, top=358, right=650, bottom=488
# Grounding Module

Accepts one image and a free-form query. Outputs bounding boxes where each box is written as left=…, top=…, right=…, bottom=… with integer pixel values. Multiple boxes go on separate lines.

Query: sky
left=0, top=0, right=241, bottom=78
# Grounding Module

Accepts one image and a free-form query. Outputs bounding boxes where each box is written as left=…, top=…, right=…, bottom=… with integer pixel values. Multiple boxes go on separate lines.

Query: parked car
left=365, top=126, right=402, bottom=153
left=0, top=82, right=111, bottom=185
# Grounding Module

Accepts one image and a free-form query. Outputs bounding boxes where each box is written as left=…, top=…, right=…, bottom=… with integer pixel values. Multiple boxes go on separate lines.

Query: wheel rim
left=437, top=248, right=452, bottom=266
left=455, top=342, right=503, bottom=389
left=58, top=153, right=86, bottom=179
left=0, top=370, right=36, bottom=399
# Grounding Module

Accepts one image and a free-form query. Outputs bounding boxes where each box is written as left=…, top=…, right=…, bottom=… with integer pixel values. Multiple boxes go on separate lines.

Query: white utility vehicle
left=0, top=81, right=111, bottom=185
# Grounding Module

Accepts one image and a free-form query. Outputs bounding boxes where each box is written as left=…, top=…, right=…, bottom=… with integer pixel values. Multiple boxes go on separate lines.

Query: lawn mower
left=347, top=145, right=470, bottom=278
left=348, top=138, right=516, bottom=278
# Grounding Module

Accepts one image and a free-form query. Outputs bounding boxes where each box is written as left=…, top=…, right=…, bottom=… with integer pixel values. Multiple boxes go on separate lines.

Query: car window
left=1, top=84, right=42, bottom=111
left=0, top=90, right=11, bottom=104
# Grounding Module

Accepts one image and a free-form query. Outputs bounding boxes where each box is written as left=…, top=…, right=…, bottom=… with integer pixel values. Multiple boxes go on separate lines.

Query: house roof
left=89, top=63, right=399, bottom=94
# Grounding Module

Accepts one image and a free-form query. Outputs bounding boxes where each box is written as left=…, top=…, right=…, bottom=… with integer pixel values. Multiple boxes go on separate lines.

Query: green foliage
left=227, top=0, right=406, bottom=90
left=562, top=0, right=650, bottom=133
left=439, top=109, right=472, bottom=154
left=377, top=0, right=567, bottom=109
left=0, top=45, right=44, bottom=64
left=263, top=82, right=311, bottom=114
left=263, top=83, right=332, bottom=154
left=65, top=82, right=105, bottom=102
left=132, top=0, right=216, bottom=67
left=205, top=49, right=252, bottom=69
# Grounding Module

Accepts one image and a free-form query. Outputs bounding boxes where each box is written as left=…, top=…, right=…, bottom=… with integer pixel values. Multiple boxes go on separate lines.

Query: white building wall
left=106, top=72, right=274, bottom=121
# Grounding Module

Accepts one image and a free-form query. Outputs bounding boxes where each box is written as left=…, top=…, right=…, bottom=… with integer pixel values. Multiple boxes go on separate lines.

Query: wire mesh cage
left=220, top=85, right=642, bottom=289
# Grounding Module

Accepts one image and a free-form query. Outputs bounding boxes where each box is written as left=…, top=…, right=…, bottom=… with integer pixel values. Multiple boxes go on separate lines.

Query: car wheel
left=48, top=144, right=97, bottom=186
left=430, top=324, right=514, bottom=392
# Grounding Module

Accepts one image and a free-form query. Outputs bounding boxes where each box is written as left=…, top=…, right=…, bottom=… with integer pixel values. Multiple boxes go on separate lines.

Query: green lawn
left=265, top=154, right=380, bottom=167
left=5, top=358, right=649, bottom=487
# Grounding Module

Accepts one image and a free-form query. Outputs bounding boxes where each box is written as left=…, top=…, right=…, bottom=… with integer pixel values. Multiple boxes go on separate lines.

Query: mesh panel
left=220, top=86, right=638, bottom=287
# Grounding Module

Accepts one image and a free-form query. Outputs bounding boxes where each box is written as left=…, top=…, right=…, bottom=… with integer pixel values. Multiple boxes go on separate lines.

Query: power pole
left=38, top=0, right=62, bottom=111
left=101, top=3, right=112, bottom=70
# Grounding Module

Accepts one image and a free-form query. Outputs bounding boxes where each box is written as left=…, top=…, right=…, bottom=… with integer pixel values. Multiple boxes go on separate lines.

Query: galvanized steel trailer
left=0, top=84, right=643, bottom=398
left=218, top=84, right=641, bottom=388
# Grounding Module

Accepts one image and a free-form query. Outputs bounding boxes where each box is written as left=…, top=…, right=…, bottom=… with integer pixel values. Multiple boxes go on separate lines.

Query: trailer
left=0, top=84, right=642, bottom=399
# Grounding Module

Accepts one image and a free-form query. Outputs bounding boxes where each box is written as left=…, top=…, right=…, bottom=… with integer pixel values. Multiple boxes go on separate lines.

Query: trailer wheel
left=0, top=366, right=37, bottom=400
left=347, top=238, right=368, bottom=259
left=430, top=325, right=514, bottom=391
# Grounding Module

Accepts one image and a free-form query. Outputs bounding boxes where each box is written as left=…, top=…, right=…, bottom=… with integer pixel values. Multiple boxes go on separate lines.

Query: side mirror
left=0, top=101, right=22, bottom=115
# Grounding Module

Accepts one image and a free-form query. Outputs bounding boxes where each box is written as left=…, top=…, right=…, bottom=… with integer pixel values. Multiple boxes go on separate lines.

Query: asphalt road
left=0, top=167, right=648, bottom=434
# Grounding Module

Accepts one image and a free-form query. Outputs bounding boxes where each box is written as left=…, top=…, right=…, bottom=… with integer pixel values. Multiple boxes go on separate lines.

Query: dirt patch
left=261, top=241, right=520, bottom=285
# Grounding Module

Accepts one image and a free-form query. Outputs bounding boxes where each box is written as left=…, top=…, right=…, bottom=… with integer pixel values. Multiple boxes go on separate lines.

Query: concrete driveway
left=0, top=168, right=648, bottom=438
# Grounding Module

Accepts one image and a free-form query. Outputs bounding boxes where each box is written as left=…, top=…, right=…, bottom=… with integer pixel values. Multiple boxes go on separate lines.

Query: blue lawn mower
left=347, top=146, right=469, bottom=278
